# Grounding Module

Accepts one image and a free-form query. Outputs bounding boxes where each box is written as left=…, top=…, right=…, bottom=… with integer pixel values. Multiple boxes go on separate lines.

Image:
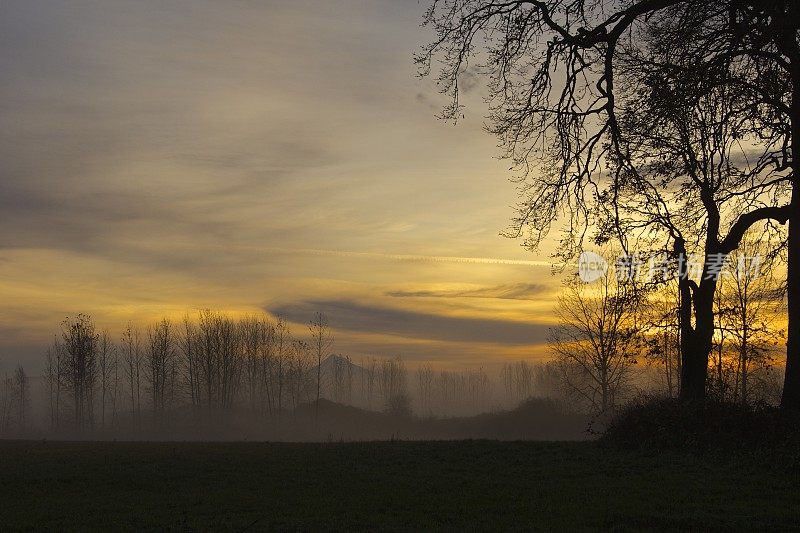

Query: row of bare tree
left=19, top=307, right=594, bottom=434
left=0, top=367, right=29, bottom=433
left=306, top=355, right=496, bottom=418
left=41, top=311, right=336, bottom=432
left=40, top=311, right=518, bottom=432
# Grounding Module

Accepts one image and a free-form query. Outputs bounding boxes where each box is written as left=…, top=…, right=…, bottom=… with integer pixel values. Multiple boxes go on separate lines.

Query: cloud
left=257, top=248, right=553, bottom=267
left=457, top=66, right=481, bottom=94
left=0, top=0, right=565, bottom=371
left=325, top=337, right=549, bottom=365
left=268, top=299, right=549, bottom=345
left=387, top=282, right=550, bottom=300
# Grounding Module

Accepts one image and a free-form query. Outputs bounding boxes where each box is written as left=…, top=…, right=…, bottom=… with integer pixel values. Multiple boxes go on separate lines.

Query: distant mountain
left=316, top=354, right=367, bottom=380
left=311, top=354, right=369, bottom=402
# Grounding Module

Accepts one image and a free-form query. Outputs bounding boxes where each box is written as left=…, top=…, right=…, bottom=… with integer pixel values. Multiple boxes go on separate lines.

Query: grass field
left=1, top=440, right=798, bottom=530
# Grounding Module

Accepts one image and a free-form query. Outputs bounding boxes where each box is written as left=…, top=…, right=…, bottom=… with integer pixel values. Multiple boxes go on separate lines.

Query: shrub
left=385, top=394, right=412, bottom=418
left=601, top=395, right=800, bottom=454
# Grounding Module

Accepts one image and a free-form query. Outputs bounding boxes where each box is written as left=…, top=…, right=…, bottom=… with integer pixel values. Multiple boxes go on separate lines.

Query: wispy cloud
left=268, top=299, right=550, bottom=345
left=387, top=282, right=551, bottom=300
left=264, top=248, right=554, bottom=267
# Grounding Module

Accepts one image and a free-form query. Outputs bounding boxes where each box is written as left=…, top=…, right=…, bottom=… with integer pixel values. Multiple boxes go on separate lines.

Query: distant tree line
left=0, top=308, right=592, bottom=436
left=18, top=310, right=521, bottom=434
left=0, top=367, right=29, bottom=434
left=39, top=311, right=330, bottom=432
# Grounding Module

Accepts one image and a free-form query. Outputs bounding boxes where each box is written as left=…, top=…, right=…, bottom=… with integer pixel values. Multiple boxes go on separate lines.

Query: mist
left=0, top=311, right=595, bottom=441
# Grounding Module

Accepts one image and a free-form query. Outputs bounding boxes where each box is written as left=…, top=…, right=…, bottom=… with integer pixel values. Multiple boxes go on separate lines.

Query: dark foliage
left=602, top=396, right=800, bottom=458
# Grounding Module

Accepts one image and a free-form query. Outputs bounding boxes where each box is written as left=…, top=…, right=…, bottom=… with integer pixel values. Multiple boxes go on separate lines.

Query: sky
left=0, top=0, right=566, bottom=372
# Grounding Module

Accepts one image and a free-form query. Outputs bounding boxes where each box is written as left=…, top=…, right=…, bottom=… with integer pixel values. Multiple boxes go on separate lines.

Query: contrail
left=264, top=247, right=555, bottom=267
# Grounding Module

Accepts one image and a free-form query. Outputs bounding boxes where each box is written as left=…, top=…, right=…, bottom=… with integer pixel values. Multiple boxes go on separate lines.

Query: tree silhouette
left=608, top=61, right=790, bottom=401
left=418, top=0, right=798, bottom=405
left=549, top=270, right=641, bottom=415
left=309, top=312, right=333, bottom=422
left=61, top=314, right=98, bottom=430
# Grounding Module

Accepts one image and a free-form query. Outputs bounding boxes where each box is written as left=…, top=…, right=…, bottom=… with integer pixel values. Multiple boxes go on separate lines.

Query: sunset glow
left=0, top=0, right=563, bottom=371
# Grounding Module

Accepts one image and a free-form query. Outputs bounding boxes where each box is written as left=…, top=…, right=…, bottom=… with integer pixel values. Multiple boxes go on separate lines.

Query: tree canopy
left=418, top=0, right=798, bottom=405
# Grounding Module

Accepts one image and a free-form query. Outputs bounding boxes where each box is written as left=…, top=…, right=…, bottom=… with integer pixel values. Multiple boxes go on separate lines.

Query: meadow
left=1, top=439, right=797, bottom=530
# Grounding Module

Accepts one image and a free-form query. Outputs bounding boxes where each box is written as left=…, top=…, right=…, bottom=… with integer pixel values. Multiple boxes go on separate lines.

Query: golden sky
left=0, top=0, right=565, bottom=371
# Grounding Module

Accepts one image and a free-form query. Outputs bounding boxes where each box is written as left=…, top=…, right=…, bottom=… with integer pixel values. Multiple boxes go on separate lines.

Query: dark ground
left=1, top=440, right=799, bottom=530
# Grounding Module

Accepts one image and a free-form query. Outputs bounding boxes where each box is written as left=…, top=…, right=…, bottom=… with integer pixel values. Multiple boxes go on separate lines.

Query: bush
left=601, top=395, right=800, bottom=454
left=384, top=394, right=412, bottom=418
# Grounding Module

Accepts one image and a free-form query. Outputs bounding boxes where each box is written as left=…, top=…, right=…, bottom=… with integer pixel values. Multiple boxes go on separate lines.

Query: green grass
left=0, top=440, right=798, bottom=531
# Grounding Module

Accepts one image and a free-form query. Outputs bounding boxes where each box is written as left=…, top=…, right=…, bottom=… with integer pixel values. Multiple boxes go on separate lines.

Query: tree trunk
left=782, top=184, right=800, bottom=410
left=316, top=353, right=321, bottom=422
left=677, top=242, right=716, bottom=403
left=740, top=331, right=748, bottom=406
left=665, top=330, right=673, bottom=397
left=782, top=48, right=800, bottom=410
left=680, top=331, right=710, bottom=403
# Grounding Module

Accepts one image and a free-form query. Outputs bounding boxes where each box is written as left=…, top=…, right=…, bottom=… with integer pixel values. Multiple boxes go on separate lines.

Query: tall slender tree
left=309, top=312, right=333, bottom=421
left=121, top=323, right=143, bottom=423
left=61, top=314, right=98, bottom=430
left=549, top=271, right=641, bottom=415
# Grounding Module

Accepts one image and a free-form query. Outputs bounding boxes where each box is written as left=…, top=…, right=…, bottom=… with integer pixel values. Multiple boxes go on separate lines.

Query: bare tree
left=715, top=234, right=785, bottom=404
left=0, top=373, right=12, bottom=434
left=217, top=315, right=239, bottom=409
left=271, top=317, right=290, bottom=417
left=145, top=318, right=177, bottom=418
left=192, top=310, right=240, bottom=409
left=360, top=357, right=378, bottom=410
left=309, top=312, right=333, bottom=420
left=502, top=361, right=534, bottom=405
left=435, top=369, right=458, bottom=415
left=97, top=330, right=116, bottom=429
left=287, top=340, right=313, bottom=410
left=416, top=364, right=434, bottom=416
left=379, top=356, right=409, bottom=415
left=466, top=368, right=490, bottom=411
left=13, top=366, right=29, bottom=431
left=610, top=65, right=789, bottom=404
left=240, top=315, right=261, bottom=410
left=111, top=347, right=121, bottom=426
left=643, top=281, right=682, bottom=398
left=532, top=361, right=564, bottom=400
left=330, top=355, right=354, bottom=404
left=121, top=323, right=143, bottom=424
left=44, top=338, right=63, bottom=430
left=549, top=272, right=640, bottom=415
left=239, top=314, right=275, bottom=411
left=180, top=315, right=200, bottom=409
left=256, top=318, right=277, bottom=414
left=61, top=314, right=99, bottom=430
